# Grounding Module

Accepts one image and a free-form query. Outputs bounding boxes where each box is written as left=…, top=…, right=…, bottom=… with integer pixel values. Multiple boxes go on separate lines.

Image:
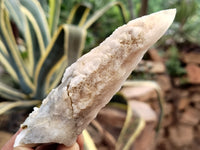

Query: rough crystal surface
left=14, top=9, right=176, bottom=147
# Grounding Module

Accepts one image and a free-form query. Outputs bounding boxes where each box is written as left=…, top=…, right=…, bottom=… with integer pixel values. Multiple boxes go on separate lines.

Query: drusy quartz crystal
left=14, top=9, right=176, bottom=147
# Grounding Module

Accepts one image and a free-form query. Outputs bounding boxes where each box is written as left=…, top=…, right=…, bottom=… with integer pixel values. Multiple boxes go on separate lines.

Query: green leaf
left=33, top=25, right=68, bottom=98
left=45, top=57, right=67, bottom=95
left=0, top=40, right=19, bottom=82
left=0, top=100, right=41, bottom=115
left=78, top=5, right=91, bottom=27
left=19, top=0, right=51, bottom=77
left=47, top=25, right=86, bottom=92
left=0, top=6, right=34, bottom=94
left=5, top=0, right=25, bottom=36
left=83, top=1, right=127, bottom=29
left=20, top=0, right=50, bottom=55
left=23, top=12, right=43, bottom=73
left=21, top=14, right=35, bottom=76
left=48, top=0, right=62, bottom=36
left=4, top=0, right=26, bottom=38
left=109, top=94, right=146, bottom=150
left=67, top=25, right=87, bottom=65
left=0, top=82, right=27, bottom=101
left=166, top=46, right=186, bottom=77
left=67, top=3, right=91, bottom=26
left=116, top=103, right=145, bottom=150
left=34, top=28, right=68, bottom=98
left=174, top=0, right=197, bottom=25
left=38, top=0, right=48, bottom=12
left=33, top=24, right=86, bottom=98
left=123, top=80, right=164, bottom=132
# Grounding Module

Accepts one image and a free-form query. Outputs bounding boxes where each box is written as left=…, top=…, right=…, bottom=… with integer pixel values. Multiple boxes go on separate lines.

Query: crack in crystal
left=66, top=84, right=74, bottom=118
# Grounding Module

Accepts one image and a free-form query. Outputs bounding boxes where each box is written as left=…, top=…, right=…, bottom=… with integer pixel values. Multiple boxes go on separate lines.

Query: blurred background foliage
left=57, top=0, right=200, bottom=49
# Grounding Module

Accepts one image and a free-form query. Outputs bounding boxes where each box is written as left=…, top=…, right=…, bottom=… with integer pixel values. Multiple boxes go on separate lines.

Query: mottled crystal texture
left=14, top=9, right=176, bottom=147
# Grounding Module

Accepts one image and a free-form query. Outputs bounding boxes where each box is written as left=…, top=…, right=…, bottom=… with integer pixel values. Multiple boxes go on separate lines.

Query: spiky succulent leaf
left=0, top=100, right=40, bottom=115
left=48, top=0, right=62, bottom=36
left=0, top=5, right=34, bottom=94
left=123, top=81, right=164, bottom=132
left=83, top=1, right=127, bottom=29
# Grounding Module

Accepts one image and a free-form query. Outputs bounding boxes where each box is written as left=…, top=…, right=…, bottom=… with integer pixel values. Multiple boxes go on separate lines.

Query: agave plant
left=0, top=0, right=127, bottom=114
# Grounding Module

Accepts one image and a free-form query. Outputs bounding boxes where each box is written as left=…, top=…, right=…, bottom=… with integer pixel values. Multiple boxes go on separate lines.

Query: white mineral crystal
left=14, top=9, right=176, bottom=147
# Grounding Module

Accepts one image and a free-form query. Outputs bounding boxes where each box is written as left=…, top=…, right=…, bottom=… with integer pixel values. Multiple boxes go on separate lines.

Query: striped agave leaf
left=0, top=3, right=34, bottom=94
left=123, top=80, right=164, bottom=132
left=83, top=1, right=127, bottom=29
left=48, top=0, right=62, bottom=36
left=0, top=100, right=40, bottom=115
left=108, top=80, right=164, bottom=150
left=116, top=102, right=145, bottom=150
left=4, top=0, right=26, bottom=38
left=0, top=0, right=127, bottom=114
left=104, top=94, right=146, bottom=150
left=0, top=82, right=27, bottom=101
left=33, top=25, right=87, bottom=98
